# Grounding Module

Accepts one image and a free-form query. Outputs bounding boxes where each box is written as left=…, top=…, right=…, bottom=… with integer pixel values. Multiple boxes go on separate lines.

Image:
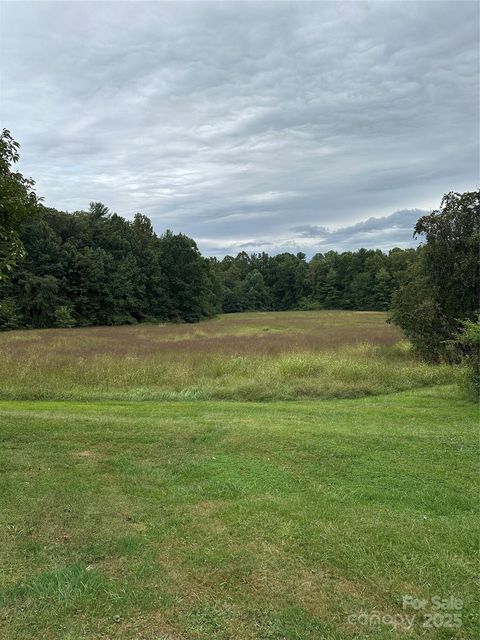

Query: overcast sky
left=1, top=1, right=478, bottom=256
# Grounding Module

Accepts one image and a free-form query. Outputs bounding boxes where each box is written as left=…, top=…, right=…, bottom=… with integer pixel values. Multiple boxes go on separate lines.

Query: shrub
left=54, top=305, right=76, bottom=328
left=297, top=298, right=323, bottom=311
left=0, top=297, right=22, bottom=330
left=452, top=319, right=480, bottom=400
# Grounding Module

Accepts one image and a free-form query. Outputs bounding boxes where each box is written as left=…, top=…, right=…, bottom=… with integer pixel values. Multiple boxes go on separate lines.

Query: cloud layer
left=1, top=1, right=478, bottom=255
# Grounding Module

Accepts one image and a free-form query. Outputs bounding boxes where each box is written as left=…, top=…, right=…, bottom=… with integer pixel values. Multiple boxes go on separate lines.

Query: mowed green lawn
left=0, top=387, right=478, bottom=639
left=0, top=312, right=477, bottom=638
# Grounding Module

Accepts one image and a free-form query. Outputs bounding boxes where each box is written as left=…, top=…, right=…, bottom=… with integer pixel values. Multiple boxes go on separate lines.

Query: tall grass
left=0, top=340, right=458, bottom=401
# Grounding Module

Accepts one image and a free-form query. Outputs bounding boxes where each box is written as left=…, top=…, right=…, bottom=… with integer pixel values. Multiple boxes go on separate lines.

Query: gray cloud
left=206, top=208, right=425, bottom=257
left=292, top=208, right=424, bottom=241
left=1, top=1, right=478, bottom=255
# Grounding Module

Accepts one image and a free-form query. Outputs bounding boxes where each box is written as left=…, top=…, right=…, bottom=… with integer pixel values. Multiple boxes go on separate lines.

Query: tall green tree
left=241, top=270, right=271, bottom=310
left=391, top=190, right=480, bottom=360
left=158, top=230, right=218, bottom=322
left=0, top=130, right=40, bottom=280
left=266, top=253, right=308, bottom=310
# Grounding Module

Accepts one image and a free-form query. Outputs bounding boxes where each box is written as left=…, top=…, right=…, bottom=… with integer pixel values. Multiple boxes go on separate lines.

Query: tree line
left=210, top=246, right=417, bottom=314
left=0, top=204, right=221, bottom=328
left=0, top=201, right=417, bottom=330
left=1, top=129, right=478, bottom=382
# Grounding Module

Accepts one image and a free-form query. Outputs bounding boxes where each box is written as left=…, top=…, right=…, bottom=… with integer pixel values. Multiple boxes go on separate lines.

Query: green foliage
left=452, top=318, right=480, bottom=400
left=266, top=252, right=308, bottom=310
left=391, top=190, right=480, bottom=361
left=390, top=255, right=446, bottom=361
left=240, top=270, right=270, bottom=310
left=0, top=129, right=40, bottom=280
left=297, top=298, right=323, bottom=311
left=17, top=272, right=59, bottom=328
left=158, top=230, right=218, bottom=322
left=0, top=204, right=423, bottom=330
left=214, top=247, right=414, bottom=314
left=0, top=206, right=219, bottom=329
left=54, top=305, right=76, bottom=328
left=0, top=297, right=21, bottom=330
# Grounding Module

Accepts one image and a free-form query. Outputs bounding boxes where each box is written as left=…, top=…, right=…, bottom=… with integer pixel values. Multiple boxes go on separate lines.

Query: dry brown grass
left=0, top=311, right=456, bottom=401
left=0, top=310, right=401, bottom=358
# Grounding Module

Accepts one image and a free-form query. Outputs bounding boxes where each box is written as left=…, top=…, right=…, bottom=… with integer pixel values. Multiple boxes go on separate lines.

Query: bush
left=54, top=305, right=76, bottom=328
left=110, top=314, right=138, bottom=326
left=297, top=298, right=322, bottom=311
left=0, top=297, right=22, bottom=330
left=452, top=319, right=480, bottom=400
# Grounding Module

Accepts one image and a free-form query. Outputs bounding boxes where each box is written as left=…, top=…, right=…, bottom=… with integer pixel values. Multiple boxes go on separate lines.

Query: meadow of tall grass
left=0, top=311, right=458, bottom=400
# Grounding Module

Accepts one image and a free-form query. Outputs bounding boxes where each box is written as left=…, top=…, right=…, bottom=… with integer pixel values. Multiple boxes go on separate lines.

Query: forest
left=0, top=201, right=417, bottom=330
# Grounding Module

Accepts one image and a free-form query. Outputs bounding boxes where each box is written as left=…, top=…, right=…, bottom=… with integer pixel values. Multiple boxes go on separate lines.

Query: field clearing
left=0, top=310, right=475, bottom=639
left=0, top=311, right=458, bottom=401
left=0, top=387, right=477, bottom=639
